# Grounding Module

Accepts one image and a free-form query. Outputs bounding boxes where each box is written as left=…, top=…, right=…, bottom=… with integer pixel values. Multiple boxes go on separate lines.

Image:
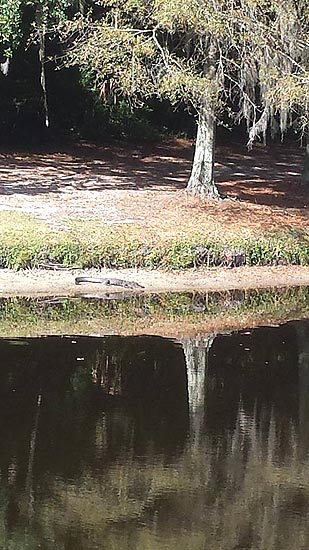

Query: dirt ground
left=0, top=138, right=308, bottom=296
left=0, top=265, right=308, bottom=298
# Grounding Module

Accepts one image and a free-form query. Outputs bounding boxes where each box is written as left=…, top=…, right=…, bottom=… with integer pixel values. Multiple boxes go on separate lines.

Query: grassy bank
left=0, top=286, right=308, bottom=338
left=1, top=212, right=309, bottom=270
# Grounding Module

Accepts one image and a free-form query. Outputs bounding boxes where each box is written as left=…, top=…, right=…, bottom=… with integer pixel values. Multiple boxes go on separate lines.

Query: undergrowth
left=0, top=212, right=308, bottom=270
left=0, top=232, right=308, bottom=270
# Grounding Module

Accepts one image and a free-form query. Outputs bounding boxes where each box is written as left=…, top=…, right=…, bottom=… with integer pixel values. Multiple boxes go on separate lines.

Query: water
left=0, top=319, right=308, bottom=549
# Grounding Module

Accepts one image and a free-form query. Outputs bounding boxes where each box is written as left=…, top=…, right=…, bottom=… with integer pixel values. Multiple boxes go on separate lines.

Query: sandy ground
left=0, top=265, right=308, bottom=297
left=0, top=140, right=308, bottom=240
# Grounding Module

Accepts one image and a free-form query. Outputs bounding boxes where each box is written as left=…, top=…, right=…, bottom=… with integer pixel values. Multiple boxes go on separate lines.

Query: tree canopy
left=0, top=0, right=308, bottom=192
left=65, top=0, right=309, bottom=196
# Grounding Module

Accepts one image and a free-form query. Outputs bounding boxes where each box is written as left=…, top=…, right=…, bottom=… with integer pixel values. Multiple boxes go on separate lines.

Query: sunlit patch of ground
left=0, top=138, right=307, bottom=241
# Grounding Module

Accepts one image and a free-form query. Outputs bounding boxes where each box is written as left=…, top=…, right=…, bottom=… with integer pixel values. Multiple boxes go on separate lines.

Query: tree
left=0, top=0, right=22, bottom=73
left=0, top=1, right=88, bottom=128
left=64, top=0, right=309, bottom=197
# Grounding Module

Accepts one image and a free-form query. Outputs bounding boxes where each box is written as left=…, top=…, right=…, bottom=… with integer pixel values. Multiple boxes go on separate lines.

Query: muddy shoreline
left=0, top=265, right=308, bottom=297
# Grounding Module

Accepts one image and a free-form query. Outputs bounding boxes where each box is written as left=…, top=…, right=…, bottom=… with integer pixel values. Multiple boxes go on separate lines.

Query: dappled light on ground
left=0, top=139, right=307, bottom=238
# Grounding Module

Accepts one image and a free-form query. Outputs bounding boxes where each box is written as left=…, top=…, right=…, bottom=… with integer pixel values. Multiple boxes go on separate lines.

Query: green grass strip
left=0, top=213, right=308, bottom=269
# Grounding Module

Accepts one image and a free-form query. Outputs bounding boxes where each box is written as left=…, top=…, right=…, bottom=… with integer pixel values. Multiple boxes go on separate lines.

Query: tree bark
left=36, top=4, right=49, bottom=129
left=186, top=104, right=220, bottom=199
left=302, top=142, right=309, bottom=184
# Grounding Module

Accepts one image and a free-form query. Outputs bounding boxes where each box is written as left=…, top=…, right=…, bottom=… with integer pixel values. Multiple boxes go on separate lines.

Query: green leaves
left=0, top=0, right=22, bottom=57
left=66, top=0, right=309, bottom=136
left=153, top=0, right=226, bottom=37
left=1, top=0, right=307, bottom=142
left=0, top=0, right=88, bottom=59
left=66, top=21, right=157, bottom=100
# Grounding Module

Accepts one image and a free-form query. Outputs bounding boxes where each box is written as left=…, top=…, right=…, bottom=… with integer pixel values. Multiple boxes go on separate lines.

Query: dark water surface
left=0, top=319, right=309, bottom=549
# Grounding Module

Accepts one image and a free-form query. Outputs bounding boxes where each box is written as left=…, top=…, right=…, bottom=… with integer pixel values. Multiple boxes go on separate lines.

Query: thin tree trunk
left=78, top=0, right=85, bottom=15
left=36, top=4, right=49, bottom=128
left=302, top=142, right=309, bottom=184
left=0, top=58, right=10, bottom=76
left=186, top=103, right=220, bottom=199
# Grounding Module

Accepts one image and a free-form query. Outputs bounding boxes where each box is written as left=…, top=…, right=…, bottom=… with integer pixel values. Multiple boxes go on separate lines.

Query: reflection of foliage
left=0, top=286, right=308, bottom=337
left=0, top=322, right=307, bottom=548
left=5, top=408, right=309, bottom=550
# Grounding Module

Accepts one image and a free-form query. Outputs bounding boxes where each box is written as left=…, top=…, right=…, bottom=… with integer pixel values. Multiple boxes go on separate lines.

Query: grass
left=0, top=212, right=309, bottom=270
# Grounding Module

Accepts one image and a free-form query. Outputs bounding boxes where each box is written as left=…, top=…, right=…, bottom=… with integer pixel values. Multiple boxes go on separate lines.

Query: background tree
left=0, top=0, right=90, bottom=134
left=65, top=0, right=309, bottom=197
left=0, top=0, right=22, bottom=73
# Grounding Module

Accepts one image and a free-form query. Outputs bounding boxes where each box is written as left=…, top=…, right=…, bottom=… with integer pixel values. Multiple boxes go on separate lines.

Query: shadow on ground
left=0, top=139, right=307, bottom=210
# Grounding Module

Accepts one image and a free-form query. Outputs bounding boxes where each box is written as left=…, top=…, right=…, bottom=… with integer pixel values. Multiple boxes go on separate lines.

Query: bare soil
left=0, top=138, right=308, bottom=296
left=0, top=265, right=308, bottom=297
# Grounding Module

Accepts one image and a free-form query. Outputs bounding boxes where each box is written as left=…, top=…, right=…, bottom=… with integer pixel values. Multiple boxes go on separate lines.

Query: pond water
left=0, top=318, right=309, bottom=549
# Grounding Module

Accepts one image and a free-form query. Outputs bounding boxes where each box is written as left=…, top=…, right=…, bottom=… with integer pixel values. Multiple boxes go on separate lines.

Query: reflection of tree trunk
left=25, top=393, right=42, bottom=521
left=186, top=103, right=220, bottom=199
left=182, top=336, right=215, bottom=444
left=92, top=352, right=122, bottom=396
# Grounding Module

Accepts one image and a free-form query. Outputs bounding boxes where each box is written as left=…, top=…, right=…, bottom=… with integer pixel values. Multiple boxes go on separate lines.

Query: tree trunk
left=0, top=58, right=10, bottom=76
left=302, top=142, right=309, bottom=184
left=186, top=104, right=220, bottom=199
left=36, top=4, right=49, bottom=128
left=78, top=0, right=85, bottom=15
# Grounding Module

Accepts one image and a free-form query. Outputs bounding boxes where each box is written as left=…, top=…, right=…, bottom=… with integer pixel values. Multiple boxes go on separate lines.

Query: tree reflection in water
left=0, top=321, right=307, bottom=549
